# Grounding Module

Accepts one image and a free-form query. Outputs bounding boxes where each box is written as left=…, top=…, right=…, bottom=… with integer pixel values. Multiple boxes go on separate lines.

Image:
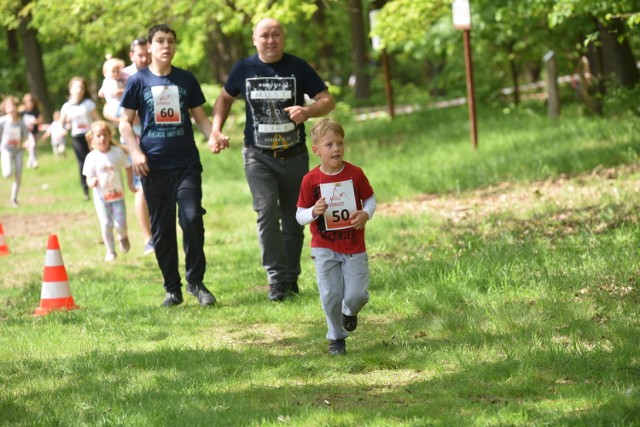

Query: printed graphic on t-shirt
left=320, top=179, right=357, bottom=231
left=246, top=77, right=299, bottom=149
left=151, top=85, right=182, bottom=125
left=5, top=127, right=21, bottom=148
left=99, top=165, right=123, bottom=202
left=74, top=115, right=89, bottom=134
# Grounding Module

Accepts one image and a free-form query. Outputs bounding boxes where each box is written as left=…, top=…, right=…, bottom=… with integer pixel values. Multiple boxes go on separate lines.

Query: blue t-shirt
left=120, top=66, right=206, bottom=169
left=224, top=53, right=328, bottom=150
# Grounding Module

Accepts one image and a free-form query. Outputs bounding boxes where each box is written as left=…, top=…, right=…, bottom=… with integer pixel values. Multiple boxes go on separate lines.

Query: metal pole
left=381, top=48, right=395, bottom=119
left=462, top=29, right=478, bottom=149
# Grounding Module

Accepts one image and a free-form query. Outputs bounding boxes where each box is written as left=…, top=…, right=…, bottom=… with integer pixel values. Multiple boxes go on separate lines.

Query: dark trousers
left=71, top=134, right=90, bottom=195
left=142, top=164, right=206, bottom=293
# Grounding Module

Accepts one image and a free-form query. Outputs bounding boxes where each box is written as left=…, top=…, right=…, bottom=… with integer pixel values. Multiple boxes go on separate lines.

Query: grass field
left=1, top=103, right=640, bottom=426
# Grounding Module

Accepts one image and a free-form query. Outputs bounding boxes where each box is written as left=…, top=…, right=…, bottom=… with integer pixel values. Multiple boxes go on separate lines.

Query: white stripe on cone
left=40, top=281, right=73, bottom=299
left=45, top=249, right=64, bottom=266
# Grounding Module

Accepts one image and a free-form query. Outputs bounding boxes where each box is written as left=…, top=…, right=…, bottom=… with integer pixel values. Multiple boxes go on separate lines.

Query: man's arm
left=191, top=105, right=220, bottom=154
left=285, top=89, right=335, bottom=125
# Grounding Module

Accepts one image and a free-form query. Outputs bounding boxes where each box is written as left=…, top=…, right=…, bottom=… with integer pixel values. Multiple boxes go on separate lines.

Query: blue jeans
left=142, top=164, right=206, bottom=293
left=243, top=146, right=308, bottom=285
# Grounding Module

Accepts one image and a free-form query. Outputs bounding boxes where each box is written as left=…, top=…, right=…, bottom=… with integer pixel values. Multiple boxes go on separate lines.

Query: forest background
left=1, top=0, right=639, bottom=122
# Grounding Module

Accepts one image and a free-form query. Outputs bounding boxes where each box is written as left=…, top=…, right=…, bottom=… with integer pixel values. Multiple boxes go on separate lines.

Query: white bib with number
left=151, top=85, right=182, bottom=124
left=320, top=179, right=357, bottom=231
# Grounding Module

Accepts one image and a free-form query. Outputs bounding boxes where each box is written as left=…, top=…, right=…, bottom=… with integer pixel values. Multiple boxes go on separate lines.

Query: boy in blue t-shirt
left=120, top=24, right=221, bottom=307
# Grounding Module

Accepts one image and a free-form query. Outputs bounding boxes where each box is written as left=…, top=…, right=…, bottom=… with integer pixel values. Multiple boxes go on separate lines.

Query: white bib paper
left=320, top=179, right=357, bottom=231
left=151, top=85, right=182, bottom=124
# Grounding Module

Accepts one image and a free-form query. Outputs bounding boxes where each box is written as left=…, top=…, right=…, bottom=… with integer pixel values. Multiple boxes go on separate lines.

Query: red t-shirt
left=298, top=162, right=374, bottom=254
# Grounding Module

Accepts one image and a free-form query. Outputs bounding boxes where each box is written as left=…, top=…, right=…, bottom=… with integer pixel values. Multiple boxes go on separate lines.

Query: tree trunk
left=5, top=28, right=25, bottom=94
left=598, top=18, right=640, bottom=88
left=507, top=41, right=519, bottom=106
left=313, top=0, right=333, bottom=77
left=19, top=15, right=51, bottom=122
left=205, top=27, right=246, bottom=85
left=348, top=0, right=370, bottom=99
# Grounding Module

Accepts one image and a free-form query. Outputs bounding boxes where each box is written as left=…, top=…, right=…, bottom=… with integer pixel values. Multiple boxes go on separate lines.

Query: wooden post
left=462, top=29, right=478, bottom=149
left=544, top=50, right=560, bottom=118
left=381, top=48, right=395, bottom=119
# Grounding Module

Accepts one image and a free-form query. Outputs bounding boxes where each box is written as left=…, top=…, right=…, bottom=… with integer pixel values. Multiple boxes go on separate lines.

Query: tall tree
left=0, top=0, right=51, bottom=119
left=18, top=1, right=50, bottom=120
left=348, top=0, right=371, bottom=99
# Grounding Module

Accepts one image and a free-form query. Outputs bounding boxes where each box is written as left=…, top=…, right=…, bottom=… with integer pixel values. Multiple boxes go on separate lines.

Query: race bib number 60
left=320, top=179, right=357, bottom=231
left=151, top=85, right=182, bottom=124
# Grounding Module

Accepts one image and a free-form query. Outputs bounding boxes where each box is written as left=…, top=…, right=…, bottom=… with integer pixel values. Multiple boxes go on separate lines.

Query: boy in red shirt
left=297, top=119, right=376, bottom=355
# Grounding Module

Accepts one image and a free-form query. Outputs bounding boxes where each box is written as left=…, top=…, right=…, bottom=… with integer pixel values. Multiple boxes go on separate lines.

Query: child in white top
left=0, top=96, right=30, bottom=207
left=83, top=121, right=135, bottom=262
left=98, top=57, right=126, bottom=123
left=39, top=110, right=68, bottom=157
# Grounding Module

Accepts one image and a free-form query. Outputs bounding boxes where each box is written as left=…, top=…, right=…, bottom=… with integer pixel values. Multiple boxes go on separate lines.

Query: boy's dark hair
left=148, top=24, right=177, bottom=43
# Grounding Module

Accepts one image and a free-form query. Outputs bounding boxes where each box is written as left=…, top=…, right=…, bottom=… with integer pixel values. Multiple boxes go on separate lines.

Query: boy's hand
left=313, top=197, right=328, bottom=217
left=350, top=210, right=369, bottom=230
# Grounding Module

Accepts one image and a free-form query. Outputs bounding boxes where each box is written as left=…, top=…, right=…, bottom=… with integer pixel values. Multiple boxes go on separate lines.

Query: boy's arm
left=350, top=195, right=376, bottom=230
left=190, top=105, right=220, bottom=154
left=208, top=89, right=235, bottom=152
left=296, top=207, right=316, bottom=226
left=296, top=197, right=328, bottom=225
left=119, top=108, right=148, bottom=176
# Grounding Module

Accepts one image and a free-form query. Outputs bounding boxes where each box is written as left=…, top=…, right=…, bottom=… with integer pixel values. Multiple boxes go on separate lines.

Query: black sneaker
left=328, top=339, right=346, bottom=355
left=187, top=283, right=216, bottom=307
left=268, top=283, right=288, bottom=302
left=161, top=292, right=183, bottom=307
left=342, top=314, right=358, bottom=332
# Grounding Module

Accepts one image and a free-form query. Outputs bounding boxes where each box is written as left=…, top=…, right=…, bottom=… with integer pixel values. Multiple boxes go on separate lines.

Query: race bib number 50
left=320, top=179, right=357, bottom=231
left=152, top=85, right=182, bottom=124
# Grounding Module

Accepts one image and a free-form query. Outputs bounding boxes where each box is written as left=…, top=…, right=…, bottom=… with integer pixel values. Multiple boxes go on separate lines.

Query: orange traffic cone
left=34, top=234, right=79, bottom=316
left=0, top=223, right=9, bottom=256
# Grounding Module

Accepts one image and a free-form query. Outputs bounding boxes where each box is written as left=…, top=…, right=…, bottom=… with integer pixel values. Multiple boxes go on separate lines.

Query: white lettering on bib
left=320, top=179, right=357, bottom=231
left=151, top=85, right=182, bottom=124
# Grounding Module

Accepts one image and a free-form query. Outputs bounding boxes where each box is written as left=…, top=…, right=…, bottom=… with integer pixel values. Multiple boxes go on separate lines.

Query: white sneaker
left=104, top=252, right=117, bottom=262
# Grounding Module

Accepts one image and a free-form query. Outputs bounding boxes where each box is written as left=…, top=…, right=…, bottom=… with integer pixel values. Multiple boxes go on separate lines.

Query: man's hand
left=284, top=105, right=308, bottom=125
left=207, top=130, right=230, bottom=154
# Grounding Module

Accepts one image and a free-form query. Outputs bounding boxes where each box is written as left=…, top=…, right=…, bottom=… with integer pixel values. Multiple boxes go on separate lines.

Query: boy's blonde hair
left=86, top=120, right=120, bottom=150
left=310, top=118, right=345, bottom=144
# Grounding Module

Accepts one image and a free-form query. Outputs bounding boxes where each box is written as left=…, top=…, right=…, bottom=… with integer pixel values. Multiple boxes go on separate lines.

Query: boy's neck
left=320, top=162, right=345, bottom=175
left=149, top=61, right=172, bottom=76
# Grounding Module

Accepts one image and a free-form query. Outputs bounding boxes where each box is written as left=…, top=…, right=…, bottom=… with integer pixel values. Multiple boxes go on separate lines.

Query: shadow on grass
left=1, top=314, right=639, bottom=426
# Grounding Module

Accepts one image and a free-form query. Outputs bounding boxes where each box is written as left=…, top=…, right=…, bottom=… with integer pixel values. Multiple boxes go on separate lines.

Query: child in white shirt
left=83, top=120, right=135, bottom=262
